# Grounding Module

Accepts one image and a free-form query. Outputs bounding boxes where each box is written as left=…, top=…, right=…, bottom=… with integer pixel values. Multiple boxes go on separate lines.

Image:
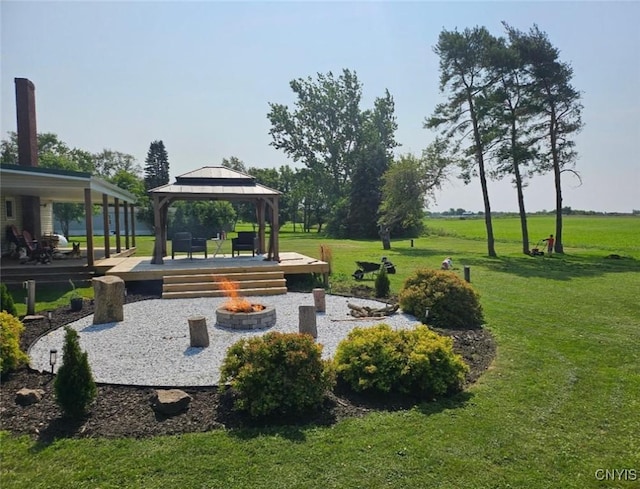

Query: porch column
left=114, top=198, right=121, bottom=253
left=130, top=204, right=136, bottom=247
left=123, top=201, right=130, bottom=249
left=102, top=193, right=110, bottom=259
left=84, top=188, right=95, bottom=267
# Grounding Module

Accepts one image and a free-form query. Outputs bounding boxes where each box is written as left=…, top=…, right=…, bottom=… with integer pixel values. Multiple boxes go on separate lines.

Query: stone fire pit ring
left=215, top=305, right=276, bottom=330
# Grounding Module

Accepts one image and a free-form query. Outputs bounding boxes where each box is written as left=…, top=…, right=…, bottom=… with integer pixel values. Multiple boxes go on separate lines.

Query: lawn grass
left=2, top=216, right=639, bottom=488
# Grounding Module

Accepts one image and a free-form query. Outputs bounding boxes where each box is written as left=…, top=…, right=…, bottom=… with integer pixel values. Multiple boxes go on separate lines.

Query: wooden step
left=163, top=278, right=286, bottom=293
left=0, top=267, right=94, bottom=286
left=163, top=271, right=284, bottom=284
left=161, top=270, right=287, bottom=299
left=162, top=287, right=288, bottom=300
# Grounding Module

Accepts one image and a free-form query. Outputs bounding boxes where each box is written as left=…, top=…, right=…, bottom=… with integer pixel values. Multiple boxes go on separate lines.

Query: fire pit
left=215, top=279, right=276, bottom=330
left=216, top=305, right=276, bottom=330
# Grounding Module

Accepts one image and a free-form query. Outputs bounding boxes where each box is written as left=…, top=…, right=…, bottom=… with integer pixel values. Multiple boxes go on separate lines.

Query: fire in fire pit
left=216, top=279, right=276, bottom=330
left=220, top=279, right=265, bottom=313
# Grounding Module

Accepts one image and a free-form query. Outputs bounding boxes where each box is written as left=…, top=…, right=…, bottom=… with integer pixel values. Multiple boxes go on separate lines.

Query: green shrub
left=398, top=268, right=484, bottom=329
left=0, top=311, right=28, bottom=375
left=334, top=324, right=468, bottom=399
left=375, top=267, right=390, bottom=298
left=0, top=283, right=17, bottom=317
left=54, top=327, right=97, bottom=418
left=220, top=332, right=335, bottom=418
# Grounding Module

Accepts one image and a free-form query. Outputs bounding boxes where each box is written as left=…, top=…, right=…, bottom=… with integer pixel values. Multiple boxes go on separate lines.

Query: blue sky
left=2, top=1, right=639, bottom=213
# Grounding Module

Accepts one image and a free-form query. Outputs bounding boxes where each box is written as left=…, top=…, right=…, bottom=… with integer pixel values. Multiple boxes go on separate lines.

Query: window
left=5, top=198, right=15, bottom=220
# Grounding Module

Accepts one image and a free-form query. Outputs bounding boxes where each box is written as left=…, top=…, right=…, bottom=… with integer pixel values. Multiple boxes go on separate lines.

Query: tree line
left=266, top=24, right=583, bottom=255
left=1, top=23, right=582, bottom=255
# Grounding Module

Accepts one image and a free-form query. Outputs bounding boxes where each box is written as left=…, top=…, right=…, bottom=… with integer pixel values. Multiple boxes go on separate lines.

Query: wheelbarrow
left=352, top=258, right=396, bottom=280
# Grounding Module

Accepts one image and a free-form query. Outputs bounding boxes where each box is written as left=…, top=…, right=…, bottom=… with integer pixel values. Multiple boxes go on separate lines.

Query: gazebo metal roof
left=149, top=167, right=281, bottom=200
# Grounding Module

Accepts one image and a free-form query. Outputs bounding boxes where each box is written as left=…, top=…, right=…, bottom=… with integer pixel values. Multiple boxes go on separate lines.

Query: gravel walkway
left=29, top=293, right=420, bottom=387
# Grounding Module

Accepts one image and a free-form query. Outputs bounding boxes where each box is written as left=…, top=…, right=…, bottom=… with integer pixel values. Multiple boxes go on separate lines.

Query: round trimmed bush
left=399, top=268, right=484, bottom=329
left=0, top=311, right=28, bottom=375
left=334, top=324, right=468, bottom=399
left=220, top=332, right=335, bottom=418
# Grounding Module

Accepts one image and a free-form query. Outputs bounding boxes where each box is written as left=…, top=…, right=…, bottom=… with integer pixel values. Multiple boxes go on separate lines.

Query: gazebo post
left=160, top=201, right=170, bottom=257
left=151, top=194, right=164, bottom=264
left=271, top=197, right=279, bottom=262
left=256, top=199, right=266, bottom=255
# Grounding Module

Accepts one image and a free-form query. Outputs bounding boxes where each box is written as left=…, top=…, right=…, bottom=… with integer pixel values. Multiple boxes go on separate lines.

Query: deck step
left=162, top=287, right=288, bottom=300
left=162, top=270, right=287, bottom=299
left=0, top=266, right=94, bottom=286
left=163, top=271, right=284, bottom=284
left=163, top=279, right=286, bottom=293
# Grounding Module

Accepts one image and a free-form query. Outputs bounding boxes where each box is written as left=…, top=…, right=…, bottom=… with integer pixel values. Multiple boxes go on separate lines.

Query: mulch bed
left=0, top=289, right=496, bottom=442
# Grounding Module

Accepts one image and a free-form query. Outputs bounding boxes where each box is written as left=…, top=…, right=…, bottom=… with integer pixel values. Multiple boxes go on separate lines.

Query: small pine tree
left=0, top=283, right=17, bottom=317
left=54, top=327, right=97, bottom=418
left=375, top=267, right=390, bottom=298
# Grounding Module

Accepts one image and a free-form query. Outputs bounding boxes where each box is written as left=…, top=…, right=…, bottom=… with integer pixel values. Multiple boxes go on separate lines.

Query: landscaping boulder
left=151, top=389, right=192, bottom=416
left=15, top=388, right=45, bottom=406
left=93, top=276, right=125, bottom=325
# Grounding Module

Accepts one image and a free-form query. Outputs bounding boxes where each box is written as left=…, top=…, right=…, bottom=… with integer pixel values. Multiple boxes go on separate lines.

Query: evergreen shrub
left=220, top=332, right=335, bottom=418
left=334, top=324, right=468, bottom=399
left=0, top=311, right=28, bottom=375
left=399, top=268, right=484, bottom=329
left=375, top=267, right=390, bottom=298
left=0, top=283, right=17, bottom=317
left=54, top=327, right=97, bottom=418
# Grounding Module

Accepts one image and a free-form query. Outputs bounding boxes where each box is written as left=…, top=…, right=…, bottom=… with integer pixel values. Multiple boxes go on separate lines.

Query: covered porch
left=0, top=164, right=138, bottom=267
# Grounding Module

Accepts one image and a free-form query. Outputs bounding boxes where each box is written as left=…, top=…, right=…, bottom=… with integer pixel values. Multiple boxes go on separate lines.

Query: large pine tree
left=144, top=140, right=170, bottom=191
left=426, top=27, right=502, bottom=257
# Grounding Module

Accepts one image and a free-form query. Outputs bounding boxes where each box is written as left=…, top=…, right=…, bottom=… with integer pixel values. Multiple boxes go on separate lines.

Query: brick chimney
left=15, top=78, right=39, bottom=167
left=15, top=77, right=41, bottom=237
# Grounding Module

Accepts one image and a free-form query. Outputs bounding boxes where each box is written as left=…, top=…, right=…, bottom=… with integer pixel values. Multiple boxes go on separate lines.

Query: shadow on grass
left=392, top=246, right=640, bottom=281
left=221, top=385, right=474, bottom=443
left=462, top=253, right=640, bottom=281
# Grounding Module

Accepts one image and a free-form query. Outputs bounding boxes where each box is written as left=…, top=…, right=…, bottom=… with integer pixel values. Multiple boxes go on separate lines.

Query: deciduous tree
left=268, top=70, right=397, bottom=236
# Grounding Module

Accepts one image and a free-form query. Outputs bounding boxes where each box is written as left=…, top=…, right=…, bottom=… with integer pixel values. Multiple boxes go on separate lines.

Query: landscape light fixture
left=47, top=311, right=52, bottom=329
left=49, top=349, right=57, bottom=374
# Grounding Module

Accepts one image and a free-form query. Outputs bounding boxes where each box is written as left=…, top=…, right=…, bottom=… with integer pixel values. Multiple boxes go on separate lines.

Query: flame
left=219, top=279, right=265, bottom=313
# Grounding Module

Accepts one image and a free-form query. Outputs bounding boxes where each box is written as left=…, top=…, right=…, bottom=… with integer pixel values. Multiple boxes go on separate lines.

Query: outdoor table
left=210, top=237, right=225, bottom=257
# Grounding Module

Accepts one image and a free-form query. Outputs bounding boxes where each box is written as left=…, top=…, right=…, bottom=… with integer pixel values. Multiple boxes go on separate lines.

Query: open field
left=2, top=215, right=639, bottom=488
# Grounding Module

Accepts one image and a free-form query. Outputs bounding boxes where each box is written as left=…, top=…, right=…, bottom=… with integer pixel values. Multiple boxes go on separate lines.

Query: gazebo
left=149, top=167, right=281, bottom=265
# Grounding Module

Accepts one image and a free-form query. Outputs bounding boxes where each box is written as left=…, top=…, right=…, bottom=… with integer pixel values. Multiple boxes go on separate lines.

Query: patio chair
left=231, top=231, right=258, bottom=257
left=171, top=232, right=208, bottom=259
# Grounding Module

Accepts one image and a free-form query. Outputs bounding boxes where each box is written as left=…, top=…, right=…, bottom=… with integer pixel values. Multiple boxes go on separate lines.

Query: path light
left=47, top=311, right=52, bottom=329
left=49, top=349, right=57, bottom=374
